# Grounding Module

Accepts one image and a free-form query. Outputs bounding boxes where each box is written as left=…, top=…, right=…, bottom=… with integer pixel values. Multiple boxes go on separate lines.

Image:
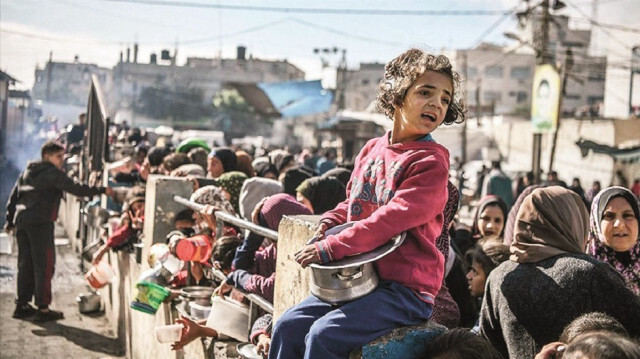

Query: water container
left=85, top=260, right=116, bottom=289
left=0, top=232, right=13, bottom=255
left=175, top=234, right=213, bottom=262
left=205, top=296, right=249, bottom=342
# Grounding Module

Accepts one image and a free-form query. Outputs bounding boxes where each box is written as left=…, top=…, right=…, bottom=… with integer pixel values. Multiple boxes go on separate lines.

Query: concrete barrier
left=274, top=215, right=447, bottom=358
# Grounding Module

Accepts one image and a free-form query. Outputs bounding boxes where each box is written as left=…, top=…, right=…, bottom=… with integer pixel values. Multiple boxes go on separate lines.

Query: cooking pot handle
left=333, top=266, right=364, bottom=281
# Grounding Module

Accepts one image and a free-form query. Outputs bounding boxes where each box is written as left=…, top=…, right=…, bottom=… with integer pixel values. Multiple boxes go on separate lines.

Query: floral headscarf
left=190, top=185, right=236, bottom=216
left=587, top=186, right=640, bottom=296
left=214, top=171, right=248, bottom=214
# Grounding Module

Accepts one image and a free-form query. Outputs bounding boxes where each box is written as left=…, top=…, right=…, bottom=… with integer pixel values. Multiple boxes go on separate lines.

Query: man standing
left=481, top=161, right=514, bottom=210
left=5, top=141, right=113, bottom=321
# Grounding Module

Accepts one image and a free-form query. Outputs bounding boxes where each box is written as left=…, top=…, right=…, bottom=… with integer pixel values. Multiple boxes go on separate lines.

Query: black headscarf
left=296, top=176, right=346, bottom=214
left=209, top=147, right=237, bottom=173
left=282, top=165, right=313, bottom=196
left=322, top=167, right=352, bottom=188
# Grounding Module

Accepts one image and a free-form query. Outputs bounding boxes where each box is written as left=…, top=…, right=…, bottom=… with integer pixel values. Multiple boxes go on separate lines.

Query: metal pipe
left=211, top=268, right=274, bottom=313
left=173, top=195, right=278, bottom=241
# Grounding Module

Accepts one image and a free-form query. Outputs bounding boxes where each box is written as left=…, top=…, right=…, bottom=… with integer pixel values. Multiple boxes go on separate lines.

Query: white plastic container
left=189, top=301, right=212, bottom=320
left=205, top=296, right=249, bottom=342
left=0, top=232, right=13, bottom=255
left=155, top=323, right=184, bottom=343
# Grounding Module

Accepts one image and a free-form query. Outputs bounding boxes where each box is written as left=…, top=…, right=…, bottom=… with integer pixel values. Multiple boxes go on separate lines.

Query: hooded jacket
left=316, top=131, right=450, bottom=304
left=6, top=161, right=105, bottom=226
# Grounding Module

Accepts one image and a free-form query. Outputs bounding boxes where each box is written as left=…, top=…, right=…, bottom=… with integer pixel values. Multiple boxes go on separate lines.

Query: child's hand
left=256, top=334, right=271, bottom=358
left=294, top=244, right=321, bottom=268
left=171, top=316, right=201, bottom=351
left=313, top=222, right=329, bottom=241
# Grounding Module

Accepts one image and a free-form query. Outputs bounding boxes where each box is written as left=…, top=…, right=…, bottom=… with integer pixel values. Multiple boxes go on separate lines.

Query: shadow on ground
left=30, top=319, right=125, bottom=356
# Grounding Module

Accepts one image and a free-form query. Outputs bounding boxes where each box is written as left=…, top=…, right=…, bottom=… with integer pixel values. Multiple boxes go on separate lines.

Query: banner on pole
left=531, top=64, right=561, bottom=133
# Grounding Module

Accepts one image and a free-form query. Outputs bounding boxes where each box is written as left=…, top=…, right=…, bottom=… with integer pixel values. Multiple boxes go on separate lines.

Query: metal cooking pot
left=308, top=222, right=406, bottom=304
left=180, top=286, right=214, bottom=307
left=84, top=205, right=110, bottom=228
left=77, top=291, right=102, bottom=313
left=82, top=239, right=104, bottom=262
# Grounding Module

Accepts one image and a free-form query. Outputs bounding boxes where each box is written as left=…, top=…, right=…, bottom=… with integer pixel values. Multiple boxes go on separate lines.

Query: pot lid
left=308, top=222, right=406, bottom=270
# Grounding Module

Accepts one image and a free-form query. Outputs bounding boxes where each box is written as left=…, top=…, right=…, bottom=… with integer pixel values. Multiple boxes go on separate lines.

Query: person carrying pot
left=271, top=48, right=466, bottom=359
left=92, top=191, right=145, bottom=264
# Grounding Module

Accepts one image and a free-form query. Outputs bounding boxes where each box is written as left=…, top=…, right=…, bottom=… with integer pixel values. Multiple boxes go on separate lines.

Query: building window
left=588, top=72, right=605, bottom=81
left=510, top=67, right=530, bottom=80
left=565, top=94, right=581, bottom=100
left=483, top=91, right=502, bottom=103
left=587, top=96, right=603, bottom=105
left=361, top=79, right=370, bottom=86
left=516, top=92, right=527, bottom=103
left=484, top=66, right=503, bottom=78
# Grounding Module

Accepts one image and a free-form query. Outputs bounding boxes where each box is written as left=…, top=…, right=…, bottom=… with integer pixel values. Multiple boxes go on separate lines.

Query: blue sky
left=1, top=0, right=639, bottom=117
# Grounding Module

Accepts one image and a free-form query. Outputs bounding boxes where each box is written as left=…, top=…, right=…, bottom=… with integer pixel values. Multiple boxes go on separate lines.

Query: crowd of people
left=5, top=47, right=640, bottom=359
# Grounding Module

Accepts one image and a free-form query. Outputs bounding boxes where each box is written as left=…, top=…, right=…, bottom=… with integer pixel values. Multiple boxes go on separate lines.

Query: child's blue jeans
left=269, top=280, right=433, bottom=359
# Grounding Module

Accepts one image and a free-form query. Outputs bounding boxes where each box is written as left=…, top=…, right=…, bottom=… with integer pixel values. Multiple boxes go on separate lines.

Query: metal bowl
left=77, top=291, right=102, bottom=313
left=180, top=286, right=214, bottom=306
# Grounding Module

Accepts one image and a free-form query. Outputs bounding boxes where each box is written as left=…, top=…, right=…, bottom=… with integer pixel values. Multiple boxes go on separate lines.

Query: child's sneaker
left=12, top=303, right=37, bottom=319
left=34, top=309, right=64, bottom=322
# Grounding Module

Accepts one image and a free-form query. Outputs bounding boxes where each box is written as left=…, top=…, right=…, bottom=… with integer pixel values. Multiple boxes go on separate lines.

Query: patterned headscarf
left=214, top=171, right=248, bottom=214
left=435, top=181, right=459, bottom=260
left=587, top=186, right=640, bottom=296
left=190, top=185, right=236, bottom=216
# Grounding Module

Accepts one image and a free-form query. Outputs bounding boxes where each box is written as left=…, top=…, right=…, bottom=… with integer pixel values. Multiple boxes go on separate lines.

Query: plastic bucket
left=175, top=235, right=212, bottom=262
left=205, top=296, right=249, bottom=342
left=85, top=260, right=115, bottom=289
left=130, top=281, right=170, bottom=315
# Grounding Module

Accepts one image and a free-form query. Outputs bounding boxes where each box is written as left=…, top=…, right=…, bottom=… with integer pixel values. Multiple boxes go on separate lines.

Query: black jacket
left=6, top=161, right=105, bottom=227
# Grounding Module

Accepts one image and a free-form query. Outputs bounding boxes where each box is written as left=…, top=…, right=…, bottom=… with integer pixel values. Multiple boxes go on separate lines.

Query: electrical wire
left=468, top=9, right=516, bottom=48
left=564, top=0, right=635, bottom=50
left=95, top=0, right=510, bottom=16
left=0, top=27, right=121, bottom=45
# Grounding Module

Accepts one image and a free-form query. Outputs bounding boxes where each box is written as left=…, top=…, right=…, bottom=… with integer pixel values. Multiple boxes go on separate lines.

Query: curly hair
left=376, top=48, right=466, bottom=125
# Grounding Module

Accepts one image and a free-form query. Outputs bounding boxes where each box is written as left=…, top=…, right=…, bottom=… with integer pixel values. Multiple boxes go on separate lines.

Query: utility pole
left=531, top=0, right=552, bottom=184
left=461, top=51, right=468, bottom=166
left=630, top=46, right=640, bottom=116
left=548, top=48, right=573, bottom=173
left=46, top=51, right=53, bottom=102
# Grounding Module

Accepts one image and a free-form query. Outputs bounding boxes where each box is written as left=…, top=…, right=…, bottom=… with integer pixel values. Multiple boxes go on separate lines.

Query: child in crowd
left=270, top=48, right=466, bottom=359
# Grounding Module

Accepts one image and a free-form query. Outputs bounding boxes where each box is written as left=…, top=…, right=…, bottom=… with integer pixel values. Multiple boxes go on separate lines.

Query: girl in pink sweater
left=270, top=48, right=466, bottom=359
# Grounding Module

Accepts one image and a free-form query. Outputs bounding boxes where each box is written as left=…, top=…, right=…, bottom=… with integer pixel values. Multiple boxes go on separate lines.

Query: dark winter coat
left=6, top=161, right=105, bottom=227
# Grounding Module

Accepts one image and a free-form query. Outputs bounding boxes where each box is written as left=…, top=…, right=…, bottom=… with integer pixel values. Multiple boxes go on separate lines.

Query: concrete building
left=341, top=62, right=385, bottom=112
left=455, top=43, right=536, bottom=116
left=109, top=46, right=305, bottom=120
left=32, top=56, right=111, bottom=106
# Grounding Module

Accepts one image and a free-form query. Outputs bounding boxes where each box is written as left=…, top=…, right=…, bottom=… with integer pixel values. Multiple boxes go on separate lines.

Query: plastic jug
left=175, top=234, right=213, bottom=262
left=85, top=260, right=115, bottom=289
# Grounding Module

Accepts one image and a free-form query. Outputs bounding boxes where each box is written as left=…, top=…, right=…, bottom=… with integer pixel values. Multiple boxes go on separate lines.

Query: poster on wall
left=531, top=64, right=561, bottom=133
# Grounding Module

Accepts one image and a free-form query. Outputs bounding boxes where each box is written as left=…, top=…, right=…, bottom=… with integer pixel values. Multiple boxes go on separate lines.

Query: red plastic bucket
left=175, top=234, right=213, bottom=263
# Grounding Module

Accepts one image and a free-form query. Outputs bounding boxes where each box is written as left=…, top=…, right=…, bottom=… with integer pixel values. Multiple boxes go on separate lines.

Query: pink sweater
left=316, top=132, right=449, bottom=304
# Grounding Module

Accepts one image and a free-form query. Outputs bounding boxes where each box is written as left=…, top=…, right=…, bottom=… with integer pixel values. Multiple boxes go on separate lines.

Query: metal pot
left=308, top=222, right=406, bottom=304
left=180, top=286, right=214, bottom=306
left=84, top=205, right=110, bottom=228
left=237, top=343, right=262, bottom=359
left=82, top=239, right=104, bottom=262
left=77, top=291, right=102, bottom=313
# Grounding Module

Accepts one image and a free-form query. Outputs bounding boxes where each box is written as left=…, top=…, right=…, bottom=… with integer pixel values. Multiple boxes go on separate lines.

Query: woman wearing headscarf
left=321, top=167, right=352, bottom=189
left=430, top=181, right=462, bottom=329
left=281, top=165, right=313, bottom=196
left=295, top=176, right=346, bottom=215
left=479, top=186, right=640, bottom=359
left=207, top=147, right=237, bottom=178
left=235, top=150, right=254, bottom=178
left=587, top=186, right=640, bottom=296
left=213, top=171, right=248, bottom=214
left=503, top=184, right=544, bottom=246
left=238, top=177, right=283, bottom=221
left=454, top=196, right=508, bottom=256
